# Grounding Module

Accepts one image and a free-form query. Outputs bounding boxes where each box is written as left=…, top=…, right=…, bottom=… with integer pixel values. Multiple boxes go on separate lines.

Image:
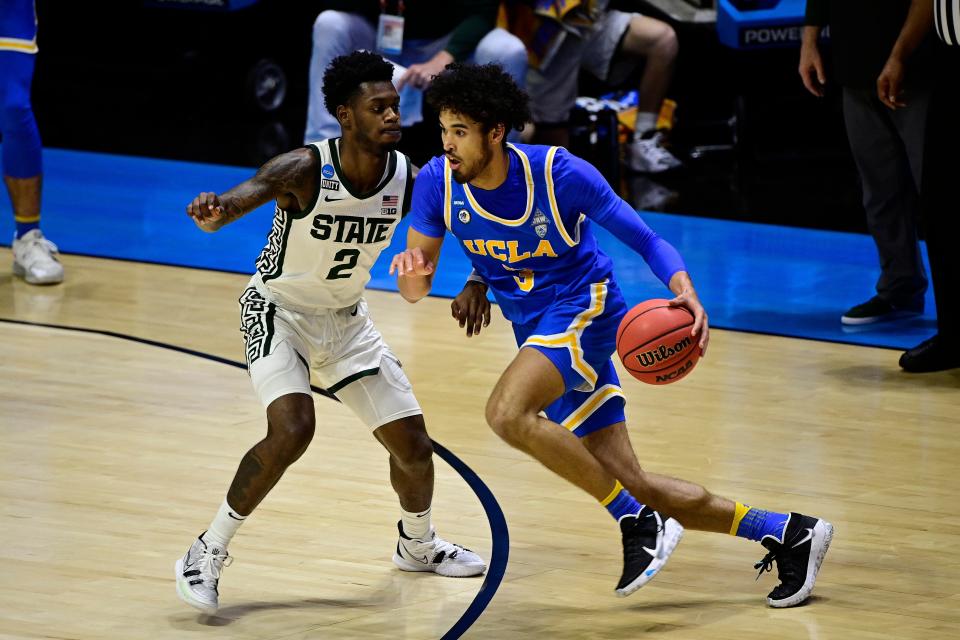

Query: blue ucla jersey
left=435, top=143, right=616, bottom=326
left=0, top=0, right=38, bottom=52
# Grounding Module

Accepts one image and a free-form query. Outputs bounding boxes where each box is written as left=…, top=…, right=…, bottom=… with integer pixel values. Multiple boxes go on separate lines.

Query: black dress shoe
left=899, top=335, right=960, bottom=373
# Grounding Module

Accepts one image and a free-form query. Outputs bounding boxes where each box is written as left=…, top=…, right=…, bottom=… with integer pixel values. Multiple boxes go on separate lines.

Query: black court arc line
left=0, top=317, right=508, bottom=640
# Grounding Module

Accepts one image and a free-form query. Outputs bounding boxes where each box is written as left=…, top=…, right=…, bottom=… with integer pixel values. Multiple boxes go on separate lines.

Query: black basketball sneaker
left=754, top=512, right=834, bottom=607
left=615, top=506, right=684, bottom=596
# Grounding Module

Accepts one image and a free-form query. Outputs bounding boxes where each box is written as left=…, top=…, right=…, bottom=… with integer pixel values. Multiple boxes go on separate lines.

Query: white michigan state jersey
left=252, top=138, right=412, bottom=312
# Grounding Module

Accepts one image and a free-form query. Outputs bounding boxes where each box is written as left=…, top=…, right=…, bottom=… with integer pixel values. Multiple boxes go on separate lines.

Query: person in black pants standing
left=899, top=0, right=960, bottom=372
left=800, top=0, right=934, bottom=327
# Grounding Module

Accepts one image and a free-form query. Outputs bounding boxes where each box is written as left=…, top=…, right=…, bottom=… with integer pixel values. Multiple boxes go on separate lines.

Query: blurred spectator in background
left=898, top=0, right=960, bottom=372
left=305, top=0, right=527, bottom=143
left=502, top=0, right=682, bottom=174
left=801, top=0, right=932, bottom=326
left=2, top=0, right=63, bottom=284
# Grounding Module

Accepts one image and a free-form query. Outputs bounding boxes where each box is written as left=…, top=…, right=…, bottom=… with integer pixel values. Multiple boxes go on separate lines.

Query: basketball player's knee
left=272, top=414, right=316, bottom=460
left=485, top=398, right=533, bottom=446
left=391, top=428, right=434, bottom=473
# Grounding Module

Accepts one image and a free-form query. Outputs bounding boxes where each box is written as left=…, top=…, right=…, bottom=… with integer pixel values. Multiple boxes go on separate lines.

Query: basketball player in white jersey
left=174, top=51, right=487, bottom=614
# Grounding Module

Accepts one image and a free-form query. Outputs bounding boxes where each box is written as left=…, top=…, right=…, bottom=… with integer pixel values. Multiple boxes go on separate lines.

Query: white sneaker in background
left=628, top=131, right=684, bottom=174
left=12, top=229, right=65, bottom=285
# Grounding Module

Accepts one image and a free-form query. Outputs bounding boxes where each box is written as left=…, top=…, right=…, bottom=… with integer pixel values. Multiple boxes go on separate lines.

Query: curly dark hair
left=425, top=63, right=531, bottom=134
left=322, top=51, right=396, bottom=117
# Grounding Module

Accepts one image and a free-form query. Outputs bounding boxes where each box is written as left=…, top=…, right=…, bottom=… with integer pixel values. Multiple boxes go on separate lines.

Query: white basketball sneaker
left=627, top=131, right=683, bottom=174
left=175, top=532, right=233, bottom=614
left=392, top=521, right=486, bottom=577
left=12, top=229, right=64, bottom=285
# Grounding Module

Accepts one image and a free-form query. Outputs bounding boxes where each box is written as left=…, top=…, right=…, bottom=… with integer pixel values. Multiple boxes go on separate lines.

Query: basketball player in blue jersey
left=1, top=0, right=64, bottom=284
left=174, top=52, right=485, bottom=615
left=390, top=62, right=833, bottom=607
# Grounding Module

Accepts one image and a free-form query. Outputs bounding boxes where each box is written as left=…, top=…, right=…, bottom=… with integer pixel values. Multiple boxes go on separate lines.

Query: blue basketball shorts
left=512, top=279, right=628, bottom=437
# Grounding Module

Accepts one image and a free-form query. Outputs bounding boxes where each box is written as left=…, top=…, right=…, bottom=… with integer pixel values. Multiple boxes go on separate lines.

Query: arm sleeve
left=554, top=149, right=687, bottom=288
left=805, top=0, right=828, bottom=26
left=445, top=0, right=499, bottom=61
left=409, top=160, right=448, bottom=238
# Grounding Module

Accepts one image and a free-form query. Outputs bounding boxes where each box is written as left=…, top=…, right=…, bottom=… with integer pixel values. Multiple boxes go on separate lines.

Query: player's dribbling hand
left=389, top=248, right=435, bottom=277
left=451, top=281, right=491, bottom=337
left=187, top=192, right=227, bottom=232
left=669, top=289, right=710, bottom=356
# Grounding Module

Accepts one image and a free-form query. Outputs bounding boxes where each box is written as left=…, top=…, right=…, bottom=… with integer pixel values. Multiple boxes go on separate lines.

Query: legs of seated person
left=305, top=11, right=377, bottom=142
left=616, top=15, right=678, bottom=123
left=306, top=13, right=528, bottom=143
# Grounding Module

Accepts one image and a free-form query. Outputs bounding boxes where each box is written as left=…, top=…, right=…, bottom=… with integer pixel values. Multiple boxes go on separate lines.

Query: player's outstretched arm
left=186, top=148, right=315, bottom=232
left=390, top=228, right=443, bottom=303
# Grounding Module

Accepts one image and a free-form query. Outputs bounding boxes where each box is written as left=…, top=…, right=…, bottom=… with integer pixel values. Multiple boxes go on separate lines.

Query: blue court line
left=0, top=147, right=937, bottom=350
left=0, top=317, right=507, bottom=640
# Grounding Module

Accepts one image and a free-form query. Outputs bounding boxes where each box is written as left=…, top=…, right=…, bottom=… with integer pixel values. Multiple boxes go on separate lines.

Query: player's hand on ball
left=451, top=281, right=490, bottom=337
left=669, top=289, right=709, bottom=355
left=187, top=192, right=227, bottom=232
left=389, top=248, right=435, bottom=277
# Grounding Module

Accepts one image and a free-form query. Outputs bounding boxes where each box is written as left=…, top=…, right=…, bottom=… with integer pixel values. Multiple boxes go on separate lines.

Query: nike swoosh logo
left=792, top=527, right=815, bottom=548
left=350, top=306, right=358, bottom=316
left=228, top=511, right=245, bottom=521
left=402, top=546, right=430, bottom=564
left=416, top=512, right=428, bottom=517
left=324, top=195, right=344, bottom=202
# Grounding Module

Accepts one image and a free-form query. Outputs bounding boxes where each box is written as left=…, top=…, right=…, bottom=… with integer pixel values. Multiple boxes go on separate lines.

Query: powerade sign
left=740, top=24, right=804, bottom=46
left=717, top=0, right=829, bottom=50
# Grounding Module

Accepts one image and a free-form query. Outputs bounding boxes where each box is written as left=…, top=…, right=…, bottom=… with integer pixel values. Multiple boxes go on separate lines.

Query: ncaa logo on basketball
left=458, top=209, right=471, bottom=224
left=655, top=359, right=695, bottom=383
left=321, top=164, right=336, bottom=179
left=532, top=209, right=549, bottom=238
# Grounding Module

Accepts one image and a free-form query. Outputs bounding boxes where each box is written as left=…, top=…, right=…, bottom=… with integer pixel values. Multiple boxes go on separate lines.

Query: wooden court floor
left=1, top=251, right=958, bottom=640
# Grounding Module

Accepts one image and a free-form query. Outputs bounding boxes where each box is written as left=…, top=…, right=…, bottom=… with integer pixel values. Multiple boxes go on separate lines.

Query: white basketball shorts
left=239, top=282, right=422, bottom=430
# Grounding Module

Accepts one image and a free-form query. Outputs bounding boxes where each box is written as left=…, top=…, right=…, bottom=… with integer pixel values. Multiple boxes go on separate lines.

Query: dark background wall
left=29, top=0, right=866, bottom=234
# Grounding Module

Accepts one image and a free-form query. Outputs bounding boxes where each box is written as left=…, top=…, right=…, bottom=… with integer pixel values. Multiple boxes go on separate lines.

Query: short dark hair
left=425, top=62, right=531, bottom=134
left=323, top=51, right=395, bottom=117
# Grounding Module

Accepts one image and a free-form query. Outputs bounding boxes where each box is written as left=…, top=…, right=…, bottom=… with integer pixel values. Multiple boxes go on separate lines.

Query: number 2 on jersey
left=326, top=248, right=360, bottom=280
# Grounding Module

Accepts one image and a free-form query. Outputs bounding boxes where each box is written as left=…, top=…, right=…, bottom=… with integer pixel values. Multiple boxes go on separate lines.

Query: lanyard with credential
left=376, top=0, right=405, bottom=56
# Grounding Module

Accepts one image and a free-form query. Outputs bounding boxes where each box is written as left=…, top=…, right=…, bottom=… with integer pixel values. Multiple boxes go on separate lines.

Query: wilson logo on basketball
left=634, top=336, right=693, bottom=368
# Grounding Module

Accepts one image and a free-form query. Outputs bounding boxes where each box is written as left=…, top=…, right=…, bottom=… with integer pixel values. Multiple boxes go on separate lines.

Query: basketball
left=616, top=299, right=700, bottom=385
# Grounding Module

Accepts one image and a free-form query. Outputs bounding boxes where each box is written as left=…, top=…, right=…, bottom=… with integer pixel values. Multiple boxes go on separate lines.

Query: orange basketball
left=616, top=299, right=700, bottom=385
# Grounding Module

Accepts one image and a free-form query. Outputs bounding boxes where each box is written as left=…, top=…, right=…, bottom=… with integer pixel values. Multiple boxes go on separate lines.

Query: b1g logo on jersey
left=381, top=194, right=399, bottom=216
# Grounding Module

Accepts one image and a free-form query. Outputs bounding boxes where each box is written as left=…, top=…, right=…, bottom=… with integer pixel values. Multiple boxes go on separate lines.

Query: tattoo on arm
left=220, top=149, right=314, bottom=219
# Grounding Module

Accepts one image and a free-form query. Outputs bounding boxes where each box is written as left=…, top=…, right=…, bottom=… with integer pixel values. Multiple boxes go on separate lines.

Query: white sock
left=204, top=498, right=246, bottom=548
left=634, top=111, right=658, bottom=137
left=400, top=506, right=431, bottom=540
